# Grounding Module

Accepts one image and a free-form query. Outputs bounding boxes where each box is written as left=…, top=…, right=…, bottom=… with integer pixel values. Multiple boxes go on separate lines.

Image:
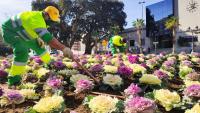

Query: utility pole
left=139, top=1, right=146, bottom=20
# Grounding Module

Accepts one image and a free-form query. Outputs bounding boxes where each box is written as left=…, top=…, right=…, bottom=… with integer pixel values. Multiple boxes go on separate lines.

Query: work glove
left=37, top=38, right=45, bottom=48
left=62, top=47, right=73, bottom=59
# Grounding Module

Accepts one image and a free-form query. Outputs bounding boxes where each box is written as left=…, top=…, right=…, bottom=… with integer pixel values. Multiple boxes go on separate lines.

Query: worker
left=109, top=35, right=127, bottom=54
left=1, top=6, right=73, bottom=87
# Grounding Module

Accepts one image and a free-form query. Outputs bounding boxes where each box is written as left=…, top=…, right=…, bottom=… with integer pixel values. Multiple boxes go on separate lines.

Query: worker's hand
left=62, top=47, right=73, bottom=59
left=37, top=38, right=45, bottom=48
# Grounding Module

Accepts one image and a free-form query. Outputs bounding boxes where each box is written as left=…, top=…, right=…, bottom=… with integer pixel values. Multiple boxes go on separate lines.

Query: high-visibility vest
left=112, top=35, right=123, bottom=46
left=11, top=11, right=50, bottom=41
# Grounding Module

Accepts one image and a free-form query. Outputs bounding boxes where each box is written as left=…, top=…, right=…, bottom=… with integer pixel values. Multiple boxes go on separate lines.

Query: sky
left=0, top=0, right=163, bottom=28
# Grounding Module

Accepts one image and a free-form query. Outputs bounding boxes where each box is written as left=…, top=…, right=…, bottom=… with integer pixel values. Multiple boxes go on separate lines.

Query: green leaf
left=25, top=107, right=38, bottom=113
left=144, top=92, right=155, bottom=100
left=83, top=95, right=94, bottom=105
left=115, top=100, right=124, bottom=113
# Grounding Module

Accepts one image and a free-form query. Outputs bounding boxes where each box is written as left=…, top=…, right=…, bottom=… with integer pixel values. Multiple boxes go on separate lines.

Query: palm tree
left=165, top=16, right=178, bottom=54
left=132, top=19, right=145, bottom=54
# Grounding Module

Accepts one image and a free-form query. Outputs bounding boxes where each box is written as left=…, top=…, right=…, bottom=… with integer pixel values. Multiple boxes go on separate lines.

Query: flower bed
left=0, top=52, right=200, bottom=113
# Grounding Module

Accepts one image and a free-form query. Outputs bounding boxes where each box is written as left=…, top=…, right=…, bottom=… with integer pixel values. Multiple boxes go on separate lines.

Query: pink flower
left=125, top=97, right=156, bottom=113
left=47, top=77, right=62, bottom=89
left=6, top=91, right=24, bottom=104
left=140, top=63, right=148, bottom=68
left=124, top=83, right=141, bottom=96
left=53, top=61, right=65, bottom=69
left=153, top=70, right=168, bottom=79
left=74, top=79, right=93, bottom=93
left=90, top=64, right=103, bottom=73
left=103, top=60, right=112, bottom=65
left=34, top=57, right=43, bottom=64
left=182, top=60, right=192, bottom=67
left=118, top=66, right=133, bottom=77
left=128, top=55, right=139, bottom=64
left=184, top=84, right=200, bottom=98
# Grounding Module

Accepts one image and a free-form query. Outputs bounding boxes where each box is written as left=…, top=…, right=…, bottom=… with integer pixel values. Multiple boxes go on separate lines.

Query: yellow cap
left=44, top=6, right=60, bottom=22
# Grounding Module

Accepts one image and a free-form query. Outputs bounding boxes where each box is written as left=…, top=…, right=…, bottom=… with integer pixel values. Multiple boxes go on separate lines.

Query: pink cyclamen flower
left=184, top=84, right=200, bottom=98
left=153, top=70, right=168, bottom=79
left=75, top=79, right=93, bottom=93
left=47, top=77, right=62, bottom=89
left=118, top=65, right=133, bottom=77
left=125, top=97, right=156, bottom=113
left=124, top=83, right=141, bottom=96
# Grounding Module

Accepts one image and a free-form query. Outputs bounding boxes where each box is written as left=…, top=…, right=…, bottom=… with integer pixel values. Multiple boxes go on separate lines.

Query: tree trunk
left=94, top=38, right=98, bottom=54
left=172, top=28, right=176, bottom=54
left=138, top=29, right=143, bottom=54
left=85, top=44, right=93, bottom=54
left=84, top=33, right=95, bottom=54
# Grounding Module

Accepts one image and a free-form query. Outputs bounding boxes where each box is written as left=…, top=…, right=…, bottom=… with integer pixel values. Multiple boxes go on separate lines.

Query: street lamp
left=139, top=1, right=145, bottom=20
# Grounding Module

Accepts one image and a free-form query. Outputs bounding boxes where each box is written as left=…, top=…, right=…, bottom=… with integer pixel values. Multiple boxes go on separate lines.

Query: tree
left=165, top=16, right=178, bottom=54
left=132, top=19, right=144, bottom=54
left=32, top=0, right=126, bottom=54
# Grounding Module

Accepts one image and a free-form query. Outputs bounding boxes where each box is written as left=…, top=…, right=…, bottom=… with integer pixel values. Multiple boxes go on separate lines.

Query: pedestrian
left=1, top=6, right=73, bottom=87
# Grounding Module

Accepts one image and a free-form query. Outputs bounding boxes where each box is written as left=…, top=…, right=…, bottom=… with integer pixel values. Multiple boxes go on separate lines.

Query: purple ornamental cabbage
left=125, top=97, right=156, bottom=113
left=103, top=60, right=112, bottom=65
left=182, top=60, right=192, bottom=67
left=72, top=62, right=79, bottom=69
left=47, top=77, right=62, bottom=89
left=53, top=61, right=65, bottom=69
left=184, top=84, right=200, bottom=98
left=80, top=59, right=88, bottom=65
left=118, top=65, right=133, bottom=77
left=0, top=87, right=4, bottom=97
left=2, top=60, right=10, bottom=69
left=0, top=69, right=8, bottom=78
left=153, top=70, right=168, bottom=79
left=140, top=63, right=148, bottom=68
left=186, top=72, right=200, bottom=81
left=74, top=79, right=94, bottom=93
left=191, top=52, right=200, bottom=58
left=163, top=60, right=175, bottom=67
left=90, top=64, right=103, bottom=73
left=124, top=83, right=141, bottom=96
left=128, top=55, right=139, bottom=64
left=7, top=91, right=24, bottom=104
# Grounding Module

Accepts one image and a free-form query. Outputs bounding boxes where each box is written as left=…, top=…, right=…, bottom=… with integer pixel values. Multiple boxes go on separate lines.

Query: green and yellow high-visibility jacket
left=8, top=11, right=53, bottom=42
left=109, top=35, right=126, bottom=47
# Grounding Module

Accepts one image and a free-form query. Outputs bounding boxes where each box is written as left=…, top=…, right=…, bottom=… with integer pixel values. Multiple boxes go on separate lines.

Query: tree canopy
left=32, top=0, right=127, bottom=54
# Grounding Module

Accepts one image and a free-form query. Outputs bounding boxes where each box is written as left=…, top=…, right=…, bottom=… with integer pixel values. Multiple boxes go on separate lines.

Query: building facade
left=146, top=0, right=200, bottom=51
left=146, top=0, right=174, bottom=48
left=120, top=27, right=151, bottom=51
left=175, top=0, right=200, bottom=48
